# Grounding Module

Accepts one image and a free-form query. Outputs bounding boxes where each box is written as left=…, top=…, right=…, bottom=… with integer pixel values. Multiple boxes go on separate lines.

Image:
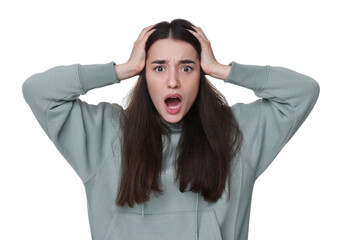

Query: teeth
left=168, top=103, right=181, bottom=109
left=165, top=96, right=181, bottom=110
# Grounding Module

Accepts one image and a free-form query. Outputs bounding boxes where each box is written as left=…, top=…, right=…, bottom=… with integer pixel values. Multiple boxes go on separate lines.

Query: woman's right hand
left=115, top=24, right=156, bottom=81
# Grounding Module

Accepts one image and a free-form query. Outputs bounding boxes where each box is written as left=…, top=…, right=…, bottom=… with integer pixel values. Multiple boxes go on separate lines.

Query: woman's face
left=145, top=39, right=200, bottom=123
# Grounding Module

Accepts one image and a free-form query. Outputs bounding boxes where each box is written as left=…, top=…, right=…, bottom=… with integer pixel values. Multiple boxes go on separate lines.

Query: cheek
left=192, top=75, right=200, bottom=95
left=186, top=77, right=200, bottom=104
left=145, top=77, right=160, bottom=103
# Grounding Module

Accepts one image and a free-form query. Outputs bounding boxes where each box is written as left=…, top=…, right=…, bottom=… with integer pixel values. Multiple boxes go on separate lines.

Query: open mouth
left=164, top=94, right=182, bottom=114
left=165, top=97, right=181, bottom=109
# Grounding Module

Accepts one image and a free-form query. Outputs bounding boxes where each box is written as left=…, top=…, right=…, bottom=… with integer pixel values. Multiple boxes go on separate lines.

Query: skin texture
left=145, top=39, right=201, bottom=123
left=114, top=24, right=232, bottom=123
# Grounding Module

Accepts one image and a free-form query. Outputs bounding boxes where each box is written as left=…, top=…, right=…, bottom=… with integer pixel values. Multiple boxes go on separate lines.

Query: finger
left=195, top=26, right=208, bottom=38
left=138, top=28, right=156, bottom=47
left=191, top=26, right=209, bottom=43
left=137, top=24, right=156, bottom=41
left=144, top=27, right=156, bottom=38
left=188, top=29, right=206, bottom=45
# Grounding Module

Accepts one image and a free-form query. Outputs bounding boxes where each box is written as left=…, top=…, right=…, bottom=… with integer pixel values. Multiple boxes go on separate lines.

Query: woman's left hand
left=188, top=26, right=231, bottom=80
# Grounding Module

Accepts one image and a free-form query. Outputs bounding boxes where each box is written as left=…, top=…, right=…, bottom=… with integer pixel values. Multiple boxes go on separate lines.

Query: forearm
left=114, top=62, right=139, bottom=81
left=225, top=61, right=320, bottom=129
left=22, top=62, right=119, bottom=135
left=225, top=62, right=320, bottom=104
left=22, top=62, right=118, bottom=102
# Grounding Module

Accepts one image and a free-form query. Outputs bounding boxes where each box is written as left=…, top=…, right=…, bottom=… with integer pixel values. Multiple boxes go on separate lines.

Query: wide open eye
left=154, top=66, right=165, bottom=72
left=182, top=66, right=193, bottom=73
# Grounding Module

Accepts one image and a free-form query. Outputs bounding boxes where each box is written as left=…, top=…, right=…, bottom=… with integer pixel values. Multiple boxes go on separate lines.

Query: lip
left=164, top=93, right=182, bottom=102
left=164, top=93, right=182, bottom=115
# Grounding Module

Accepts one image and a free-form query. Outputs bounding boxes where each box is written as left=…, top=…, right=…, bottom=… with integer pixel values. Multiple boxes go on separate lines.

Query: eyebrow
left=150, top=59, right=196, bottom=64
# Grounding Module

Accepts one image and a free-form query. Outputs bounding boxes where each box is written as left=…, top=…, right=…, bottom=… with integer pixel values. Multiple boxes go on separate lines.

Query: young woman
left=22, top=19, right=319, bottom=240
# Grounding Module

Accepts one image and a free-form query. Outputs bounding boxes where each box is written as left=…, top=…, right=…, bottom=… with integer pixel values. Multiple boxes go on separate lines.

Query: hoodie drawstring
left=142, top=203, right=145, bottom=218
left=195, top=192, right=199, bottom=240
left=141, top=192, right=199, bottom=240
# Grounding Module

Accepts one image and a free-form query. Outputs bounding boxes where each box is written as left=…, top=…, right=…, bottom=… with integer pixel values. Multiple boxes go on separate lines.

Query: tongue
left=166, top=98, right=181, bottom=107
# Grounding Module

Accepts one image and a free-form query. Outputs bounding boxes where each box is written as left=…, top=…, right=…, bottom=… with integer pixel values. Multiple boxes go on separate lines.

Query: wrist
left=114, top=62, right=138, bottom=81
left=208, top=62, right=231, bottom=80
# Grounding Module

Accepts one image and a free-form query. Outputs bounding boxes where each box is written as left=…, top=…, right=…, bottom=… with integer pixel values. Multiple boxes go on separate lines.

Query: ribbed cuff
left=224, top=61, right=270, bottom=95
left=78, top=61, right=120, bottom=94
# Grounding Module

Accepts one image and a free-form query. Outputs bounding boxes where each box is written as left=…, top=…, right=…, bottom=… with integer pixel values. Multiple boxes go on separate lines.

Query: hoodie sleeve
left=22, top=61, right=122, bottom=184
left=225, top=61, right=320, bottom=179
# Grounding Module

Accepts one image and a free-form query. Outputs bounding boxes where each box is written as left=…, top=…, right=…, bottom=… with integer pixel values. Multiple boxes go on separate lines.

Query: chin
left=162, top=114, right=184, bottom=123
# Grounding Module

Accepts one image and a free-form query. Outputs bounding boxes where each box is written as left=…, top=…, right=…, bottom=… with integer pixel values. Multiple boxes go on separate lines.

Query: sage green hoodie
left=22, top=61, right=319, bottom=240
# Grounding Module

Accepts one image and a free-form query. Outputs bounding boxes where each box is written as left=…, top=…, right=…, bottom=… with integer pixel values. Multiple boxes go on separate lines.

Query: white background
left=1, top=0, right=339, bottom=239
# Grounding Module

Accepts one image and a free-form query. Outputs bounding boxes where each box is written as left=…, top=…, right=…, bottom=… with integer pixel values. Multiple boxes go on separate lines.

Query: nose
left=167, top=68, right=180, bottom=89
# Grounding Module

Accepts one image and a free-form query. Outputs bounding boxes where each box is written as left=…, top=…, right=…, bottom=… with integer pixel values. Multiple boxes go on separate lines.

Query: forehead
left=147, top=39, right=199, bottom=61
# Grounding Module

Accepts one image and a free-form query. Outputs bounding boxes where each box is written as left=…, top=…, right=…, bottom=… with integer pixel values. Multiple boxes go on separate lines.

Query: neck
left=161, top=118, right=184, bottom=133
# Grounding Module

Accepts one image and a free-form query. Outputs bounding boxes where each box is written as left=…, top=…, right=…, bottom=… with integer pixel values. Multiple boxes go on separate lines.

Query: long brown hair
left=115, top=19, right=243, bottom=208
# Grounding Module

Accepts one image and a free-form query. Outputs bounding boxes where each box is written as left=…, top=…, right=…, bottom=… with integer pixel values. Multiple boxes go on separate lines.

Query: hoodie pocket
left=104, top=208, right=222, bottom=240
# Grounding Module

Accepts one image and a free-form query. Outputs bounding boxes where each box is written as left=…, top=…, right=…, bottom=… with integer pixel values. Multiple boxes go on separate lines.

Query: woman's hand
left=115, top=24, right=156, bottom=81
left=188, top=26, right=231, bottom=80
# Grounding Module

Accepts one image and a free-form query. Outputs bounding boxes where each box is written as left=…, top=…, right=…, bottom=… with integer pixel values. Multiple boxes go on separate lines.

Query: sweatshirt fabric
left=22, top=60, right=320, bottom=240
